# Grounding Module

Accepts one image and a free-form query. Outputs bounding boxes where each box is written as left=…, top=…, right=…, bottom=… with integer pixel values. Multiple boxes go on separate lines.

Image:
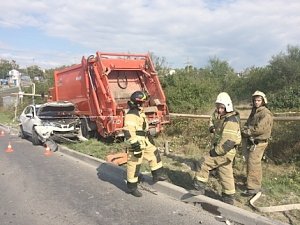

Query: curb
left=58, top=145, right=287, bottom=225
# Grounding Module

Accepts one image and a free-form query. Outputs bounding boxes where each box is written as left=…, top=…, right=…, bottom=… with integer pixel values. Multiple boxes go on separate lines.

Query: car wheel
left=19, top=125, right=27, bottom=139
left=32, top=127, right=41, bottom=145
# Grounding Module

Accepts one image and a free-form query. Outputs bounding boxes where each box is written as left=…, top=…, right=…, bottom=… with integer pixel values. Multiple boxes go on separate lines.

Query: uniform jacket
left=213, top=111, right=241, bottom=156
left=244, top=106, right=273, bottom=141
left=123, top=108, right=149, bottom=149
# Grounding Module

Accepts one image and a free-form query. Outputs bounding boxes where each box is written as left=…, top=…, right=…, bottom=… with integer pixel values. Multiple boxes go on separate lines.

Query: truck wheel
left=32, top=127, right=41, bottom=145
left=19, top=125, right=27, bottom=139
left=81, top=119, right=95, bottom=139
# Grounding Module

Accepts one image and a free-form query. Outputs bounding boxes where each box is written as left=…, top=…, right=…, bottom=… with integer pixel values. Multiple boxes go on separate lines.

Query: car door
left=20, top=106, right=35, bottom=134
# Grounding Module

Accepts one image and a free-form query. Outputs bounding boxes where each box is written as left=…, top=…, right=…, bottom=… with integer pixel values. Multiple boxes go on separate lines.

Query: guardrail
left=169, top=113, right=300, bottom=121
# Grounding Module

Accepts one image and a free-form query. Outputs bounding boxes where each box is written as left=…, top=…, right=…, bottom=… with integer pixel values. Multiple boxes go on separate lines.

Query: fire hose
left=249, top=192, right=300, bottom=212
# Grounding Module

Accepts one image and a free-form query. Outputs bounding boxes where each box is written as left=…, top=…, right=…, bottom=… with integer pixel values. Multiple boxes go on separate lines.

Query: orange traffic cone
left=44, top=145, right=52, bottom=156
left=0, top=130, right=5, bottom=137
left=5, top=142, right=14, bottom=153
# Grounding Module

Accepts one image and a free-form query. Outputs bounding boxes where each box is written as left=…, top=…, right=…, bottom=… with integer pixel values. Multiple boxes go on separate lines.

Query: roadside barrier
left=169, top=113, right=300, bottom=121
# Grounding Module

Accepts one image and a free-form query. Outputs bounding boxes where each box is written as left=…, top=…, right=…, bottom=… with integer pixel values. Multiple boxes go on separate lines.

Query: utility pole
left=32, top=83, right=35, bottom=105
left=185, top=57, right=192, bottom=73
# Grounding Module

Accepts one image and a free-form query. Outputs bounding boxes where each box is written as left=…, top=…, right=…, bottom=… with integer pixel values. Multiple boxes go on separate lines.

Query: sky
left=0, top=0, right=299, bottom=72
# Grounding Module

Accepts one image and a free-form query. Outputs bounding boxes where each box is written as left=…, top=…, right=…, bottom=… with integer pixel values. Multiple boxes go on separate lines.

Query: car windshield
left=38, top=105, right=75, bottom=118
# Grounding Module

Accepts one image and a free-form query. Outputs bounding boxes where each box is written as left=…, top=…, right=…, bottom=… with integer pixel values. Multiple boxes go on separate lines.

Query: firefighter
left=193, top=92, right=241, bottom=205
left=123, top=91, right=167, bottom=197
left=241, top=91, right=273, bottom=196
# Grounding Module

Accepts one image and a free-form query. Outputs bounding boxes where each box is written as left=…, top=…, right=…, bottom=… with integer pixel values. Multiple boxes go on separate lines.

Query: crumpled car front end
left=35, top=101, right=86, bottom=143
left=35, top=118, right=82, bottom=143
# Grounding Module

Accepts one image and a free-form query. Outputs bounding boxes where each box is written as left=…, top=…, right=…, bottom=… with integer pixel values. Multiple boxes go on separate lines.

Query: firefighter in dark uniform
left=241, top=91, right=273, bottom=196
left=123, top=91, right=167, bottom=197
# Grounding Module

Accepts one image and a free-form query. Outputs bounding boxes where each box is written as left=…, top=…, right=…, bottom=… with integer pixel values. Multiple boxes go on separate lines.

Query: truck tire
left=80, top=119, right=95, bottom=139
left=32, top=127, right=42, bottom=145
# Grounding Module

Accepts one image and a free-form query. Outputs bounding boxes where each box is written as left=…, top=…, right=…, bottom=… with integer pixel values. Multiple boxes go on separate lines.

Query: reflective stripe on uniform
left=223, top=128, right=239, bottom=136
left=127, top=177, right=139, bottom=183
left=224, top=189, right=235, bottom=195
left=195, top=176, right=208, bottom=183
left=125, top=121, right=136, bottom=126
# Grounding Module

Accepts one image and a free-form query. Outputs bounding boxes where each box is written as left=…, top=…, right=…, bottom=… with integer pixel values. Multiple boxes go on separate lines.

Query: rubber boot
left=151, top=167, right=168, bottom=183
left=127, top=181, right=142, bottom=197
left=241, top=188, right=260, bottom=197
left=192, top=178, right=206, bottom=195
left=222, top=193, right=234, bottom=205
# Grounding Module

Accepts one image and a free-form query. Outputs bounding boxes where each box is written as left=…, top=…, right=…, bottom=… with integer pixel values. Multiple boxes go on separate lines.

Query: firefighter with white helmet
left=241, top=90, right=273, bottom=196
left=193, top=92, right=241, bottom=205
left=123, top=91, right=167, bottom=197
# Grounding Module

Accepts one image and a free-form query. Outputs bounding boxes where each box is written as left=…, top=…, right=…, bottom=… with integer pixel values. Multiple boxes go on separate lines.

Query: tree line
left=1, top=45, right=300, bottom=111
left=156, top=45, right=300, bottom=113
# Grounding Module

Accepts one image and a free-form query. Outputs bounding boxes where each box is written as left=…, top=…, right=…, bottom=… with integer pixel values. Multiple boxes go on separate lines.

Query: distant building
left=8, top=69, right=21, bottom=86
left=20, top=75, right=32, bottom=87
left=169, top=69, right=176, bottom=75
left=1, top=95, right=16, bottom=108
left=7, top=69, right=32, bottom=87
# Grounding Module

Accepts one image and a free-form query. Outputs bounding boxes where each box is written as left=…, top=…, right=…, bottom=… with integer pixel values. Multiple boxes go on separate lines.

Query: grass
left=1, top=108, right=299, bottom=224
left=65, top=138, right=128, bottom=160
left=0, top=108, right=17, bottom=125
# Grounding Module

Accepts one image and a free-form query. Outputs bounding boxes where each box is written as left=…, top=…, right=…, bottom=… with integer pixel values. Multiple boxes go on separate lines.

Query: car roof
left=28, top=101, right=74, bottom=108
left=41, top=101, right=74, bottom=107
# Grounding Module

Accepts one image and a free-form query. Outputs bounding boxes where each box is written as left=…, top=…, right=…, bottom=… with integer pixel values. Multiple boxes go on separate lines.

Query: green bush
left=269, top=86, right=300, bottom=109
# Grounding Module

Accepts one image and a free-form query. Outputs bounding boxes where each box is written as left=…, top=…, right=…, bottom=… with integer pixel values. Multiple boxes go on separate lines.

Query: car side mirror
left=25, top=113, right=33, bottom=118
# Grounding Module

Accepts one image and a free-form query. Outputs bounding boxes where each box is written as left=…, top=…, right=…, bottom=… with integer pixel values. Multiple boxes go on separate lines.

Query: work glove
left=131, top=142, right=142, bottom=158
left=241, top=127, right=251, bottom=138
left=209, top=148, right=218, bottom=157
left=209, top=126, right=215, bottom=133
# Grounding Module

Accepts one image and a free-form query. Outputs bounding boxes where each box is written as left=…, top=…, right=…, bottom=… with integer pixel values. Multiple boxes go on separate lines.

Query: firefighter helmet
left=252, top=90, right=267, bottom=104
left=129, top=91, right=148, bottom=107
left=215, top=92, right=233, bottom=112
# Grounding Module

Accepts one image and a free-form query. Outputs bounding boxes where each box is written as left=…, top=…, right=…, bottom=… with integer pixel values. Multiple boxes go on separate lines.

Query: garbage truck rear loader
left=49, top=52, right=169, bottom=138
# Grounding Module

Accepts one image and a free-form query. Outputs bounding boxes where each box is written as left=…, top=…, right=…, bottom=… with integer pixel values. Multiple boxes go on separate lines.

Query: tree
left=149, top=53, right=170, bottom=77
left=266, top=45, right=300, bottom=91
left=26, top=65, right=44, bottom=79
left=205, top=57, right=235, bottom=78
left=0, top=59, right=19, bottom=79
left=204, top=57, right=236, bottom=91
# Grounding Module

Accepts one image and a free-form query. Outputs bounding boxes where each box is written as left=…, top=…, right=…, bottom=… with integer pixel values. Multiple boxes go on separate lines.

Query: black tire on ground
left=32, top=127, right=41, bottom=145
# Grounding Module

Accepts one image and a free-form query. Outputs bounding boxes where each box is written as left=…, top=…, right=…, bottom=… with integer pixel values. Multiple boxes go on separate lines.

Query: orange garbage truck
left=48, top=52, right=170, bottom=139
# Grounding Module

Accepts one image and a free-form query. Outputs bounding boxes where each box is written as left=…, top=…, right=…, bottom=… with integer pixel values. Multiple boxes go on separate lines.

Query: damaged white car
left=19, top=101, right=86, bottom=150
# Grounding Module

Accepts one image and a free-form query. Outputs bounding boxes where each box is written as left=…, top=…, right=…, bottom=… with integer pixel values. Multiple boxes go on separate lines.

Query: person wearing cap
left=241, top=91, right=273, bottom=196
left=123, top=91, right=167, bottom=197
left=193, top=92, right=241, bottom=205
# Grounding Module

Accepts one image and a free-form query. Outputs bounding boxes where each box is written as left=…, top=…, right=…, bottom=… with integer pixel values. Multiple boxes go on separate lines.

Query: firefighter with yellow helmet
left=123, top=91, right=167, bottom=197
left=193, top=92, right=241, bottom=205
left=241, top=90, right=273, bottom=196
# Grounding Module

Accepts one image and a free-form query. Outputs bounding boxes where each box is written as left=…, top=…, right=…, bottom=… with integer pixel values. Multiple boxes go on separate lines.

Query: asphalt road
left=0, top=131, right=225, bottom=225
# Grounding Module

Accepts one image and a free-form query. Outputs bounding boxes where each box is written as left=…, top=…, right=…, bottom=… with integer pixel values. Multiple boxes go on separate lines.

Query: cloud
left=0, top=0, right=299, bottom=70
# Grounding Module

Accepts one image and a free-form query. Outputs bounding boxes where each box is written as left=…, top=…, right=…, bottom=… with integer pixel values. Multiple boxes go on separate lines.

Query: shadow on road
left=96, top=163, right=127, bottom=192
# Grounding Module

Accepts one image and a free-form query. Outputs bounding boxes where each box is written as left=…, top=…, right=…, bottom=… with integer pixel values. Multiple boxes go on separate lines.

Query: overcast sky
left=0, top=0, right=299, bottom=71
